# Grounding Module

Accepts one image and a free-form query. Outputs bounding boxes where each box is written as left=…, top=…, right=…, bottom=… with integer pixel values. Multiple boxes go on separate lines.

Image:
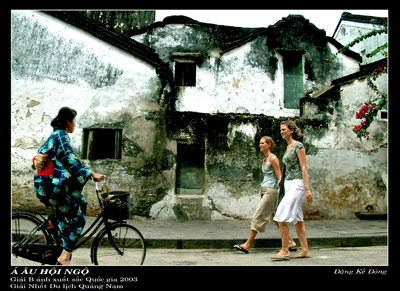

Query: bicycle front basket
left=103, top=191, right=130, bottom=221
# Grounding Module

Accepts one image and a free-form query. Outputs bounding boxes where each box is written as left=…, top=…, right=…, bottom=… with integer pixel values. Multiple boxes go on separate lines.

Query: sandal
left=291, top=252, right=310, bottom=259
left=288, top=242, right=297, bottom=251
left=271, top=252, right=290, bottom=260
left=233, top=244, right=249, bottom=254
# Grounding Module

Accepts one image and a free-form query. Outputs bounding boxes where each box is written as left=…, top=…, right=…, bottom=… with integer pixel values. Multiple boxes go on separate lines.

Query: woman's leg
left=293, top=221, right=310, bottom=258
left=287, top=232, right=297, bottom=249
left=271, top=222, right=290, bottom=259
left=240, top=188, right=278, bottom=251
left=240, top=228, right=295, bottom=252
left=242, top=229, right=258, bottom=251
left=278, top=222, right=290, bottom=254
left=54, top=184, right=87, bottom=264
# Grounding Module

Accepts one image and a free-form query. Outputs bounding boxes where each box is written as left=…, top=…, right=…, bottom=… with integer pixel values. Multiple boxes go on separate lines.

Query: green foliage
left=325, top=23, right=387, bottom=139
left=326, top=27, right=387, bottom=63
left=353, top=68, right=388, bottom=139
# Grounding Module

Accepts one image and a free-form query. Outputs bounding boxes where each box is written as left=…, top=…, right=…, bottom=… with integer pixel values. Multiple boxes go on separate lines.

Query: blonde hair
left=280, top=120, right=303, bottom=140
left=261, top=136, right=275, bottom=151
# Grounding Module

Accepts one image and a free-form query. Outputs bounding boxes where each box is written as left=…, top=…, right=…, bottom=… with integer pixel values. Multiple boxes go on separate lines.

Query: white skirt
left=273, top=179, right=305, bottom=224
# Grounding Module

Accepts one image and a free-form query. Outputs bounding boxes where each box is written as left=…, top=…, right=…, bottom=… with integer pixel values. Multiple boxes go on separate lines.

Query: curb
left=143, top=235, right=387, bottom=249
left=82, top=217, right=387, bottom=250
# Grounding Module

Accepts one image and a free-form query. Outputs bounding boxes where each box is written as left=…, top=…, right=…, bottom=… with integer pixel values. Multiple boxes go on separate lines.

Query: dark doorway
left=175, top=142, right=205, bottom=195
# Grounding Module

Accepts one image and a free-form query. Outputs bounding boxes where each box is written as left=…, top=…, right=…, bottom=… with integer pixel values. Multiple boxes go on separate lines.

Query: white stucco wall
left=11, top=11, right=164, bottom=213
left=12, top=11, right=161, bottom=157
left=174, top=43, right=299, bottom=118
left=334, top=20, right=387, bottom=65
left=132, top=22, right=361, bottom=120
left=301, top=72, right=388, bottom=218
left=131, top=20, right=366, bottom=220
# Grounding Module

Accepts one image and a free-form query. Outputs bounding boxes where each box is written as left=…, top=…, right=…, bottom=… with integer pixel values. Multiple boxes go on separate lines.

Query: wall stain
left=11, top=14, right=123, bottom=89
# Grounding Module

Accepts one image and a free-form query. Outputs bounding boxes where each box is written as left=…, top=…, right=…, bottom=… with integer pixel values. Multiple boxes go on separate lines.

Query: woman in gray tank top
left=233, top=136, right=297, bottom=254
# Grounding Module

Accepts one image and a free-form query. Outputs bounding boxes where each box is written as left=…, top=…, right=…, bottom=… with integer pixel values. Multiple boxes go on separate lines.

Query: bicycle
left=11, top=176, right=146, bottom=265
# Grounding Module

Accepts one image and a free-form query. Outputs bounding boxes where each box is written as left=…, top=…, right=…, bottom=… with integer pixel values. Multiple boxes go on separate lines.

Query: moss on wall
left=11, top=13, right=123, bottom=89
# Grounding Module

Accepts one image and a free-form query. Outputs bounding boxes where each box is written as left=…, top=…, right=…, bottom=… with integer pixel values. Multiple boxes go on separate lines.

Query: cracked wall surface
left=12, top=11, right=386, bottom=221
left=11, top=11, right=171, bottom=217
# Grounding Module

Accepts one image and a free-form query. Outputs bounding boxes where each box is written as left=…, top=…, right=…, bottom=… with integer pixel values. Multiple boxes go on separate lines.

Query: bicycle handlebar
left=95, top=175, right=112, bottom=202
left=94, top=175, right=106, bottom=190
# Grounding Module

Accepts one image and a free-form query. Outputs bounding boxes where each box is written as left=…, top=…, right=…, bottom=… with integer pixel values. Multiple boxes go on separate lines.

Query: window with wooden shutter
left=283, top=52, right=304, bottom=109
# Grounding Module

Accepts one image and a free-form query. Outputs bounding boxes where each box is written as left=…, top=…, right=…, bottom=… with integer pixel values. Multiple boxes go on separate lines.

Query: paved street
left=11, top=218, right=387, bottom=266
left=29, top=245, right=385, bottom=266
left=87, top=217, right=388, bottom=249
left=143, top=246, right=388, bottom=266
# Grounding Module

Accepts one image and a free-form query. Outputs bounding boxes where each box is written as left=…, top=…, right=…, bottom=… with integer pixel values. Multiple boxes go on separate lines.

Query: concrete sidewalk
left=85, top=217, right=387, bottom=249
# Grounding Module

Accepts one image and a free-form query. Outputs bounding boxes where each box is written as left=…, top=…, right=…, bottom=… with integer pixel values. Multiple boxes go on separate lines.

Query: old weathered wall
left=334, top=20, right=387, bottom=65
left=149, top=112, right=297, bottom=220
left=300, top=73, right=388, bottom=219
left=11, top=11, right=172, bottom=216
left=304, top=148, right=387, bottom=219
left=132, top=16, right=371, bottom=220
left=79, top=11, right=155, bottom=36
left=132, top=16, right=360, bottom=118
left=12, top=12, right=381, bottom=221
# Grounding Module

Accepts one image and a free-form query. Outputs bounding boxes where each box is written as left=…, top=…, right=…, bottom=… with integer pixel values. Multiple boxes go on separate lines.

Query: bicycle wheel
left=11, top=212, right=53, bottom=265
left=91, top=222, right=146, bottom=265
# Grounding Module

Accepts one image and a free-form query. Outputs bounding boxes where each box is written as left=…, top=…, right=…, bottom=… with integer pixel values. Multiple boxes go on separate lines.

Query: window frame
left=82, top=128, right=123, bottom=160
left=282, top=51, right=304, bottom=109
left=175, top=61, right=196, bottom=87
left=171, top=52, right=201, bottom=88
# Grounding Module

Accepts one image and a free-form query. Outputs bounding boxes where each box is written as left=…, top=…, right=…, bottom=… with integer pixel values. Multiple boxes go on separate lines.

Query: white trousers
left=273, top=179, right=305, bottom=224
